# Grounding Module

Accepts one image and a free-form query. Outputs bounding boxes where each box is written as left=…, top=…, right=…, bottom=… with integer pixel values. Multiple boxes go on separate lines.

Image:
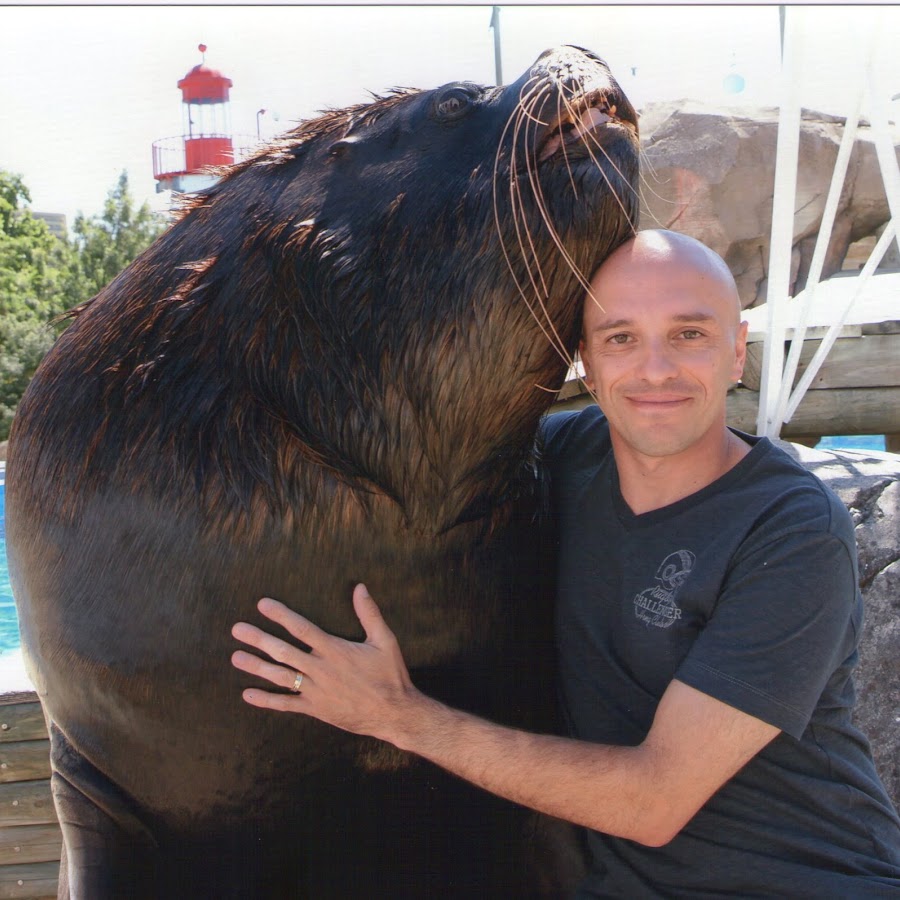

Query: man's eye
left=608, top=333, right=631, bottom=344
left=680, top=329, right=703, bottom=339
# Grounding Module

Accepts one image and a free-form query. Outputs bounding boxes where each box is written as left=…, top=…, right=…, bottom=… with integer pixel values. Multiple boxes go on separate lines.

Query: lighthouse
left=153, top=45, right=248, bottom=194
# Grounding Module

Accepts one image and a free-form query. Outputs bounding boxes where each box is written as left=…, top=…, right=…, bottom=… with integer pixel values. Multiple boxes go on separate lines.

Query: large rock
left=778, top=441, right=900, bottom=808
left=638, top=102, right=900, bottom=308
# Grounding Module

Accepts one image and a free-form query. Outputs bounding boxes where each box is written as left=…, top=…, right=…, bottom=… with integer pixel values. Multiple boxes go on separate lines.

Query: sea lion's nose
left=561, top=45, right=611, bottom=69
left=532, top=45, right=611, bottom=76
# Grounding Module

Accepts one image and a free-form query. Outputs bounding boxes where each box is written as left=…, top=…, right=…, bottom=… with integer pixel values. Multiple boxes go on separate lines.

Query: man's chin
left=613, top=426, right=701, bottom=460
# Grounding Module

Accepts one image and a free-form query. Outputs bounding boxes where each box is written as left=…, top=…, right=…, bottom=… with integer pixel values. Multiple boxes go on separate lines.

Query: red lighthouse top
left=153, top=43, right=248, bottom=192
left=177, top=44, right=232, bottom=103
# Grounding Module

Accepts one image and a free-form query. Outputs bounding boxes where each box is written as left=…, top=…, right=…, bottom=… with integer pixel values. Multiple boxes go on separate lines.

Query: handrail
left=152, top=134, right=261, bottom=180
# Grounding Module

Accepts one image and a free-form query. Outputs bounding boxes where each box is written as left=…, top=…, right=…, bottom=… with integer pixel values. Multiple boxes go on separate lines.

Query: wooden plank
left=741, top=270, right=900, bottom=340
left=0, top=825, right=61, bottom=866
left=743, top=334, right=900, bottom=391
left=0, top=742, right=51, bottom=784
left=0, top=696, right=38, bottom=710
left=0, top=861, right=59, bottom=900
left=726, top=386, right=900, bottom=437
left=0, top=706, right=47, bottom=745
left=0, top=782, right=55, bottom=828
left=861, top=321, right=900, bottom=335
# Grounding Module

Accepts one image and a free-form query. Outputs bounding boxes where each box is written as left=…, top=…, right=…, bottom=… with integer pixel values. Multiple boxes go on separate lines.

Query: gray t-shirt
left=542, top=406, right=900, bottom=898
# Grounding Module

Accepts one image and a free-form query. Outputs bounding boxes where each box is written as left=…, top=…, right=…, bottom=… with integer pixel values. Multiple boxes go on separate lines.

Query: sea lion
left=6, top=46, right=639, bottom=898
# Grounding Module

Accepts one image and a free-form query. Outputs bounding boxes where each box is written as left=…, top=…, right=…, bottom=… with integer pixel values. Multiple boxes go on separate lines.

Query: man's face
left=579, top=250, right=747, bottom=460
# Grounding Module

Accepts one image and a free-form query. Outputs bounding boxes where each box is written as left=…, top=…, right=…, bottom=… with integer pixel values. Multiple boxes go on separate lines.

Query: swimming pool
left=0, top=464, right=18, bottom=656
left=0, top=434, right=890, bottom=658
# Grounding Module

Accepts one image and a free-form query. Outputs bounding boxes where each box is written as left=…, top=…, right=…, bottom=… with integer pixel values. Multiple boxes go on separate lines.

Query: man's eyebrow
left=672, top=312, right=717, bottom=324
left=591, top=317, right=633, bottom=332
left=589, top=312, right=718, bottom=332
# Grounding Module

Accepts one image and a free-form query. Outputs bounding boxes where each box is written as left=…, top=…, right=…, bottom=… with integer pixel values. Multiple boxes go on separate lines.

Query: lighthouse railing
left=152, top=134, right=260, bottom=182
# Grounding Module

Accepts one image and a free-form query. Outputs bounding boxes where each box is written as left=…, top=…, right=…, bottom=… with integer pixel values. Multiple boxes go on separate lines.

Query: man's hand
left=231, top=583, right=420, bottom=743
left=231, top=584, right=780, bottom=846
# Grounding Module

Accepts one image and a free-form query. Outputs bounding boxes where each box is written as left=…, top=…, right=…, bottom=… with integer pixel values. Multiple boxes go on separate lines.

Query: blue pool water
left=0, top=434, right=892, bottom=657
left=0, top=465, right=16, bottom=656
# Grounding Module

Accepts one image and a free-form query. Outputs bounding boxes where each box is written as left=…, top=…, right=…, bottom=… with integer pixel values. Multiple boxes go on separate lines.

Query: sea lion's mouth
left=537, top=93, right=633, bottom=162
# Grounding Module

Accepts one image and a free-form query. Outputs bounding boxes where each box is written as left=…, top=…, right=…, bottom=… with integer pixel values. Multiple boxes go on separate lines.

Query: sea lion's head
left=28, top=46, right=639, bottom=534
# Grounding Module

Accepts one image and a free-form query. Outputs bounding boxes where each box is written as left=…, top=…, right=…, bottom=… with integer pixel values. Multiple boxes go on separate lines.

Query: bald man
left=233, top=231, right=900, bottom=896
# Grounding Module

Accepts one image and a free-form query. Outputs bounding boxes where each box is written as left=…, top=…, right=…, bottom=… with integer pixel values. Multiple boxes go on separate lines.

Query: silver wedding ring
left=290, top=671, right=304, bottom=693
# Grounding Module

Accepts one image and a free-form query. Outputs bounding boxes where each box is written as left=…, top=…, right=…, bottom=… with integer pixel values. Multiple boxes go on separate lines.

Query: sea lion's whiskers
left=507, top=83, right=555, bottom=288
left=516, top=97, right=578, bottom=368
left=517, top=93, right=554, bottom=297
left=634, top=147, right=681, bottom=217
left=563, top=90, right=640, bottom=205
left=506, top=86, right=550, bottom=288
left=514, top=76, right=553, bottom=128
left=522, top=157, right=593, bottom=310
left=520, top=87, right=595, bottom=301
left=577, top=136, right=638, bottom=236
left=568, top=112, right=637, bottom=236
left=638, top=146, right=667, bottom=185
left=636, top=144, right=675, bottom=194
left=556, top=91, right=580, bottom=199
left=509, top=105, right=576, bottom=368
left=492, top=90, right=574, bottom=368
left=511, top=75, right=546, bottom=124
left=635, top=186, right=671, bottom=229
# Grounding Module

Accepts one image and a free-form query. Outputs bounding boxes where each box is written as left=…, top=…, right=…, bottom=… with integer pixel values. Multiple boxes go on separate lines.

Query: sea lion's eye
left=439, top=96, right=465, bottom=115
left=433, top=87, right=476, bottom=121
left=328, top=140, right=353, bottom=159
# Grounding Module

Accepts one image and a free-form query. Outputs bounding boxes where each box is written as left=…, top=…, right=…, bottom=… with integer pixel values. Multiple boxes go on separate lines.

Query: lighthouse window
left=183, top=101, right=232, bottom=139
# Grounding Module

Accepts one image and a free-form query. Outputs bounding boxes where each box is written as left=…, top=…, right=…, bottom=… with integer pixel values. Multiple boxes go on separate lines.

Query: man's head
left=579, top=229, right=747, bottom=461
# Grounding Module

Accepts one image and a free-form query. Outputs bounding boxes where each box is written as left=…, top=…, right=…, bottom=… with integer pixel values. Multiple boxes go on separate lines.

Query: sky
left=1, top=4, right=898, bottom=229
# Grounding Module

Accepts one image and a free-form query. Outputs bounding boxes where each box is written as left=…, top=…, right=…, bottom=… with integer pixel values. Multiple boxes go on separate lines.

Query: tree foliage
left=0, top=170, right=165, bottom=440
left=73, top=171, right=165, bottom=300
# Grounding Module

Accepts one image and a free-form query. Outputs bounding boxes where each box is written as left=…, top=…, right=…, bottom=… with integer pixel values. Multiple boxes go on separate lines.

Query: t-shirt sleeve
left=675, top=515, right=861, bottom=740
left=538, top=410, right=581, bottom=458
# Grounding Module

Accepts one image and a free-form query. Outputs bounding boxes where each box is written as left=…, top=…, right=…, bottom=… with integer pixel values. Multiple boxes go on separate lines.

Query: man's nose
left=636, top=338, right=678, bottom=382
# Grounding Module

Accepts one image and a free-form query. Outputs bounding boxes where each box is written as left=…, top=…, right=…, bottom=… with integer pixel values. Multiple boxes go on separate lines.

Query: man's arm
left=232, top=585, right=779, bottom=847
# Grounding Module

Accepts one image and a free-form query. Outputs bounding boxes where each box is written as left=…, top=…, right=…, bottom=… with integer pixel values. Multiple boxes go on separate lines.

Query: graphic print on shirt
left=633, top=549, right=695, bottom=628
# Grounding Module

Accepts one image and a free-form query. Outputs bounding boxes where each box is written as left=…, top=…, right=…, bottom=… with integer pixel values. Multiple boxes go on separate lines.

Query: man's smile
left=623, top=393, right=694, bottom=410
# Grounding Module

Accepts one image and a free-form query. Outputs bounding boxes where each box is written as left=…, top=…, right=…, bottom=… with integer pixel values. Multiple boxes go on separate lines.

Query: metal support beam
left=756, top=7, right=802, bottom=437
left=756, top=8, right=898, bottom=438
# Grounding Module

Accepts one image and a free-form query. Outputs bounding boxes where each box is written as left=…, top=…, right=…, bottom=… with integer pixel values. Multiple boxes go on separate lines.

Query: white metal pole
left=784, top=220, right=896, bottom=421
left=490, top=7, right=503, bottom=86
left=868, top=18, right=900, bottom=248
left=777, top=86, right=866, bottom=425
left=756, top=7, right=803, bottom=437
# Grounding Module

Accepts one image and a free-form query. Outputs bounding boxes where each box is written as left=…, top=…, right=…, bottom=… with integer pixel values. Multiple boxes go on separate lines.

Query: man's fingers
left=231, top=649, right=310, bottom=692
left=232, top=621, right=309, bottom=670
left=257, top=597, right=331, bottom=649
left=242, top=688, right=308, bottom=713
left=352, top=583, right=395, bottom=646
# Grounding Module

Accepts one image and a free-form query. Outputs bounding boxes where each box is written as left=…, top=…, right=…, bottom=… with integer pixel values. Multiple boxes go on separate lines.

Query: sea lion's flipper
left=50, top=724, right=158, bottom=899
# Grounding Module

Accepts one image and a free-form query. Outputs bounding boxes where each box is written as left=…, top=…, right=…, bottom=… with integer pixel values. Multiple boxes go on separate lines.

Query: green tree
left=0, top=172, right=82, bottom=321
left=0, top=169, right=165, bottom=440
left=0, top=172, right=82, bottom=438
left=73, top=171, right=165, bottom=299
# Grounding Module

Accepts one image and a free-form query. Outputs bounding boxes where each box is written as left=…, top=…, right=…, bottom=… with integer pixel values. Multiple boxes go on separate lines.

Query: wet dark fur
left=7, top=47, right=638, bottom=898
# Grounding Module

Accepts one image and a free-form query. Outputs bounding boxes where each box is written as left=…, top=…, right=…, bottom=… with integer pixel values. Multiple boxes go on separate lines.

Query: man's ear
left=732, top=321, right=749, bottom=383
